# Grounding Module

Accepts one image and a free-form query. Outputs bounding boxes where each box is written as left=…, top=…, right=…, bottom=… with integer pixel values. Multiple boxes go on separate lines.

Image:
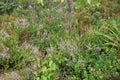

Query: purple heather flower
left=0, top=52, right=10, bottom=59
left=96, top=46, right=101, bottom=55
left=85, top=44, right=91, bottom=49
left=0, top=29, right=9, bottom=42
left=10, top=71, right=21, bottom=80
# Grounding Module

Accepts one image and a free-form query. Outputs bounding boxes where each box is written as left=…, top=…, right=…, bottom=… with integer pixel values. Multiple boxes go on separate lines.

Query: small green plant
left=35, top=60, right=58, bottom=80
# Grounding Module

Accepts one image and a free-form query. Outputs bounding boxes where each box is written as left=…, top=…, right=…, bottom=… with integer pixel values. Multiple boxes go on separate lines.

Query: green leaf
left=36, top=77, right=40, bottom=80
left=41, top=66, right=47, bottom=73
left=87, top=0, right=91, bottom=4
left=49, top=60, right=53, bottom=68
left=41, top=75, right=47, bottom=80
left=34, top=71, right=38, bottom=76
left=37, top=63, right=41, bottom=68
left=84, top=71, right=88, bottom=78
left=38, top=0, right=44, bottom=6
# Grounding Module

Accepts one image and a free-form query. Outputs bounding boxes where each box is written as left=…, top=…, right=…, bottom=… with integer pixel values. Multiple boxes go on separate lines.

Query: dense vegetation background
left=0, top=0, right=120, bottom=80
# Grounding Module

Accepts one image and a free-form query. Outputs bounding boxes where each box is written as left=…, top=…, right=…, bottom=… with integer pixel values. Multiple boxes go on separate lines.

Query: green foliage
left=37, top=0, right=44, bottom=6
left=0, top=0, right=120, bottom=80
left=0, top=0, right=16, bottom=14
left=34, top=60, right=58, bottom=80
left=0, top=28, right=35, bottom=71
